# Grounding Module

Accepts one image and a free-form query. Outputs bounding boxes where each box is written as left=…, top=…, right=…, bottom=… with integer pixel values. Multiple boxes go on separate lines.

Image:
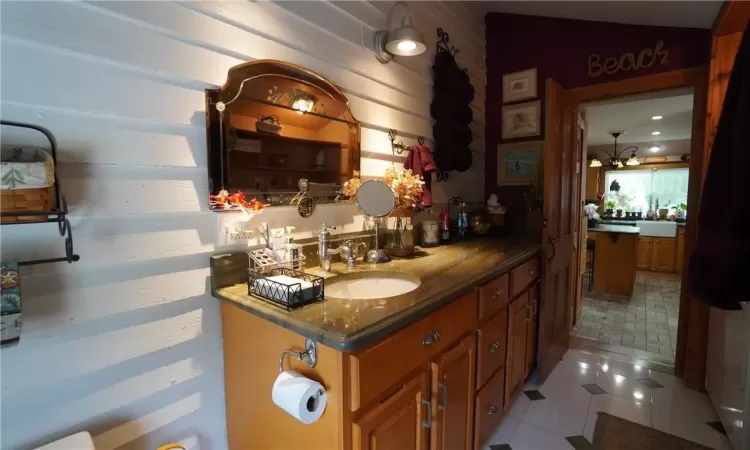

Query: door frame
left=566, top=66, right=709, bottom=390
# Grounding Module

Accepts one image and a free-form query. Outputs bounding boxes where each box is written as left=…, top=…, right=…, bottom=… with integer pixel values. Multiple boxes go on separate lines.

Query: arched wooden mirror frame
left=205, top=60, right=361, bottom=209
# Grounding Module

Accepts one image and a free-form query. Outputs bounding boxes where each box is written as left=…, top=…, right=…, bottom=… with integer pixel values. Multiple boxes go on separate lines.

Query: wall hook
left=388, top=129, right=409, bottom=155
left=418, top=136, right=425, bottom=145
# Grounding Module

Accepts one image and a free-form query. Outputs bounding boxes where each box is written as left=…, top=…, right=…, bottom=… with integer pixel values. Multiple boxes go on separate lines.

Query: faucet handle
left=320, top=223, right=336, bottom=233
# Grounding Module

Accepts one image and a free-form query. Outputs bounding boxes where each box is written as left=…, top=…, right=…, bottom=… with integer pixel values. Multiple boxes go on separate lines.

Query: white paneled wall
left=0, top=2, right=485, bottom=449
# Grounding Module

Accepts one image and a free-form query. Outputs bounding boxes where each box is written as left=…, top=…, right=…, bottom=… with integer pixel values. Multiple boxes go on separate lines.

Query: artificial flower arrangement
left=383, top=166, right=424, bottom=211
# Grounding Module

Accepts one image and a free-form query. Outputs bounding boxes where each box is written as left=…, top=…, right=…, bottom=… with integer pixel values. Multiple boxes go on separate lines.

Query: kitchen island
left=589, top=224, right=641, bottom=297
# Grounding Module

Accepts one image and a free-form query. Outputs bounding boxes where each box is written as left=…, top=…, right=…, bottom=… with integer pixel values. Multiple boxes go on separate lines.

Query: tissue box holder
left=248, top=268, right=324, bottom=311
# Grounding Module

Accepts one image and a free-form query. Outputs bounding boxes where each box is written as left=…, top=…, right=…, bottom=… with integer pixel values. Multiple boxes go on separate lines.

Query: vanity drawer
left=474, top=368, right=505, bottom=450
left=478, top=273, right=509, bottom=321
left=350, top=290, right=478, bottom=411
left=511, top=257, right=540, bottom=298
left=477, top=307, right=507, bottom=389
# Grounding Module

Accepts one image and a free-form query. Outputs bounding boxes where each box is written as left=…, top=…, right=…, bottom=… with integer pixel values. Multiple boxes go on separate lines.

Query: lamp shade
left=384, top=17, right=426, bottom=56
left=589, top=158, right=602, bottom=168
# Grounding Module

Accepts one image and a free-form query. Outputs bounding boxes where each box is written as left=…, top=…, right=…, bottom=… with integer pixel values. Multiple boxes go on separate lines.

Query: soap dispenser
left=284, top=226, right=301, bottom=270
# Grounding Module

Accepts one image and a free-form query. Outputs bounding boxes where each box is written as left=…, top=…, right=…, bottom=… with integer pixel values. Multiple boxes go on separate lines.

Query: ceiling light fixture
left=649, top=146, right=661, bottom=152
left=651, top=115, right=663, bottom=120
left=374, top=2, right=426, bottom=64
left=596, top=132, right=639, bottom=169
left=652, top=131, right=661, bottom=135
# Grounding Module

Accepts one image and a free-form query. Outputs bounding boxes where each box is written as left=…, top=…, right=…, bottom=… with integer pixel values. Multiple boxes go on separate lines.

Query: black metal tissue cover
left=247, top=267, right=325, bottom=311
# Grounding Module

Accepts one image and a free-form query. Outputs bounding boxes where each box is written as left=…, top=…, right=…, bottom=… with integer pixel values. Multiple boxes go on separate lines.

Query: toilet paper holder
left=279, top=338, right=318, bottom=373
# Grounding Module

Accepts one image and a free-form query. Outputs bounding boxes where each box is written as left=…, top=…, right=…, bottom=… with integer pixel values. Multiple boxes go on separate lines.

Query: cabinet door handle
left=492, top=288, right=504, bottom=299
left=532, top=299, right=538, bottom=315
left=438, top=382, right=448, bottom=411
left=526, top=304, right=532, bottom=322
left=529, top=269, right=536, bottom=277
left=487, top=404, right=498, bottom=415
left=423, top=330, right=441, bottom=346
left=421, top=398, right=432, bottom=428
left=489, top=341, right=501, bottom=353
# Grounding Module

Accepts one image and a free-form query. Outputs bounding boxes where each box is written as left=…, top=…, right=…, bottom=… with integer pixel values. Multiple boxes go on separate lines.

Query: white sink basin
left=325, top=271, right=420, bottom=300
left=635, top=220, right=677, bottom=238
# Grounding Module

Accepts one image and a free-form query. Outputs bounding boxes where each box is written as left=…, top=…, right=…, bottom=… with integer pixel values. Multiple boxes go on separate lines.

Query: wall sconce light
left=374, top=2, right=426, bottom=64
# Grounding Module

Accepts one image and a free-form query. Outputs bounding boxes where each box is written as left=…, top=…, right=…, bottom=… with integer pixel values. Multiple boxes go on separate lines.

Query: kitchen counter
left=212, top=237, right=541, bottom=352
left=590, top=224, right=641, bottom=234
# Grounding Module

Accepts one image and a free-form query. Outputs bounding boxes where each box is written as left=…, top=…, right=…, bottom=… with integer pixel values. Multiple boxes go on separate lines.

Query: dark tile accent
left=565, top=435, right=594, bottom=450
left=582, top=384, right=607, bottom=395
left=637, top=378, right=664, bottom=389
left=706, top=420, right=727, bottom=435
left=489, top=445, right=512, bottom=450
left=524, top=390, right=546, bottom=400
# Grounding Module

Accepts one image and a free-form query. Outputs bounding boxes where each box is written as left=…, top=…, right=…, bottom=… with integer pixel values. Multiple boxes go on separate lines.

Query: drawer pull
left=487, top=404, right=498, bottom=415
left=492, top=288, right=504, bottom=299
left=423, top=331, right=441, bottom=346
left=489, top=341, right=501, bottom=353
left=438, top=382, right=448, bottom=411
left=421, top=398, right=432, bottom=428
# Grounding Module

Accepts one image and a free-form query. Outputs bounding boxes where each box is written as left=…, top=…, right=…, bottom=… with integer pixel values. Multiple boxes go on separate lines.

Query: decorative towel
left=1, top=262, right=22, bottom=347
left=404, top=144, right=436, bottom=207
left=1, top=146, right=54, bottom=190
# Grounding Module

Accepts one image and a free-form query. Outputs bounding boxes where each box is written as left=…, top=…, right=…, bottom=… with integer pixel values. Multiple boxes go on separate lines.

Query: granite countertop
left=214, top=237, right=541, bottom=352
left=589, top=224, right=641, bottom=234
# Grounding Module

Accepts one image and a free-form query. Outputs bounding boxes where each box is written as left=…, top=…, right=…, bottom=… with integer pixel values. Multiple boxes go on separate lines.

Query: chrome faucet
left=318, top=224, right=341, bottom=272
left=340, top=240, right=367, bottom=270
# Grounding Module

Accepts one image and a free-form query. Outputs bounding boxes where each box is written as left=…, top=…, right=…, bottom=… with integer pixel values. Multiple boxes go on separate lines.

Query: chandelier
left=590, top=132, right=640, bottom=169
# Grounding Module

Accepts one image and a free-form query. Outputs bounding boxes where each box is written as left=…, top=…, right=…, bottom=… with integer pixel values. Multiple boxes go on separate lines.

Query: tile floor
left=482, top=348, right=732, bottom=450
left=573, top=271, right=681, bottom=359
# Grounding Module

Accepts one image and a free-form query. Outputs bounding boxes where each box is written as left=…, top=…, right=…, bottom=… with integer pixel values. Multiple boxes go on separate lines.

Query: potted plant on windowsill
left=604, top=200, right=616, bottom=217
left=584, top=203, right=601, bottom=228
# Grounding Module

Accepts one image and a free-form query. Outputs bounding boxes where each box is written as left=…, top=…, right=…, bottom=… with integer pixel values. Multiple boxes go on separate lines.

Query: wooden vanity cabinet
left=353, top=371, right=430, bottom=450
left=525, top=283, right=539, bottom=378
left=431, top=334, right=476, bottom=450
left=505, top=292, right=530, bottom=407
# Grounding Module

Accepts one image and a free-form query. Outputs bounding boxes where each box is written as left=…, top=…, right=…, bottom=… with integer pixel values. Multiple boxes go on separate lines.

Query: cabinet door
left=525, top=283, right=539, bottom=378
left=636, top=237, right=653, bottom=270
left=676, top=228, right=686, bottom=274
left=431, top=334, right=476, bottom=450
left=653, top=238, right=676, bottom=272
left=505, top=293, right=529, bottom=407
left=585, top=167, right=600, bottom=200
left=353, top=371, right=430, bottom=450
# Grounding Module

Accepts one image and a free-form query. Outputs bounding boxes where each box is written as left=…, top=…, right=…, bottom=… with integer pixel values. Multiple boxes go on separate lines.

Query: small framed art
left=501, top=100, right=541, bottom=139
left=497, top=140, right=543, bottom=186
left=503, top=68, right=537, bottom=103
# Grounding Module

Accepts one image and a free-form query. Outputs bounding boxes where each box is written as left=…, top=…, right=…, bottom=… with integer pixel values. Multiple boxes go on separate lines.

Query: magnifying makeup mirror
left=356, top=180, right=395, bottom=263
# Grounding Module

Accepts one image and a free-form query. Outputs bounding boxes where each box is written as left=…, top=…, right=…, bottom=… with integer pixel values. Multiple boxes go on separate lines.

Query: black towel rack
left=0, top=120, right=80, bottom=266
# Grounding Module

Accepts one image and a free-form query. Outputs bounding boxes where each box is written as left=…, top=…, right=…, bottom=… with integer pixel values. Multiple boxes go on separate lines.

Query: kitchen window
left=604, top=168, right=689, bottom=212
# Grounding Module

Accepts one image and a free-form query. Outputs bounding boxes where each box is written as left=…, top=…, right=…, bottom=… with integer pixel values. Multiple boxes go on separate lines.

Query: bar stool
left=585, top=238, right=596, bottom=291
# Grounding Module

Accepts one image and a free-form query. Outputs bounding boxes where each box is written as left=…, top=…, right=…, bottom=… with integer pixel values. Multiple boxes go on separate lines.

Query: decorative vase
left=616, top=209, right=623, bottom=218
left=386, top=209, right=415, bottom=257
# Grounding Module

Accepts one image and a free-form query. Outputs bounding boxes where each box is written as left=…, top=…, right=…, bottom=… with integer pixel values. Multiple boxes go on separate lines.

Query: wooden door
left=431, top=334, right=476, bottom=450
left=653, top=238, right=676, bottom=272
left=676, top=227, right=686, bottom=274
left=353, top=371, right=430, bottom=450
left=572, top=111, right=588, bottom=328
left=636, top=237, right=653, bottom=270
left=505, top=293, right=529, bottom=407
left=539, top=78, right=576, bottom=381
left=526, top=283, right=540, bottom=378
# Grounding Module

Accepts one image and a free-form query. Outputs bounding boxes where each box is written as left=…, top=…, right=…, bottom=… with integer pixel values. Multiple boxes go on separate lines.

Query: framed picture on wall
left=501, top=100, right=541, bottom=139
left=497, top=140, right=543, bottom=185
left=503, top=68, right=537, bottom=103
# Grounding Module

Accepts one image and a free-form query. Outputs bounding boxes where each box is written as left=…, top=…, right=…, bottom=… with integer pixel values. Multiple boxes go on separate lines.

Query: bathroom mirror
left=206, top=60, right=361, bottom=209
left=355, top=180, right=395, bottom=264
left=355, top=180, right=395, bottom=218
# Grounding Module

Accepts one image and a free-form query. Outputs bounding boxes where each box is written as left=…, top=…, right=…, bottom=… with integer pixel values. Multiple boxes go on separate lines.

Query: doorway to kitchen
left=572, top=88, right=693, bottom=369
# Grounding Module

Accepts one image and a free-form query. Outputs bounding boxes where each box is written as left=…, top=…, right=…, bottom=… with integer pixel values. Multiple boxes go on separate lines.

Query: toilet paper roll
left=272, top=371, right=327, bottom=424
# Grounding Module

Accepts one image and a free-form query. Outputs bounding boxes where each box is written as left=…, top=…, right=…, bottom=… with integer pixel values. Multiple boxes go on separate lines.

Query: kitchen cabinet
left=505, top=292, right=529, bottom=407
left=525, top=283, right=539, bottom=378
left=636, top=237, right=653, bottom=270
left=676, top=227, right=686, bottom=274
left=353, top=371, right=430, bottom=450
left=431, top=334, right=476, bottom=450
left=585, top=166, right=601, bottom=200
left=653, top=238, right=676, bottom=272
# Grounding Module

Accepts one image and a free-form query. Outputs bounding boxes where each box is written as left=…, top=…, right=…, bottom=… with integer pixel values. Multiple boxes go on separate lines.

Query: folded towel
left=256, top=275, right=314, bottom=305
